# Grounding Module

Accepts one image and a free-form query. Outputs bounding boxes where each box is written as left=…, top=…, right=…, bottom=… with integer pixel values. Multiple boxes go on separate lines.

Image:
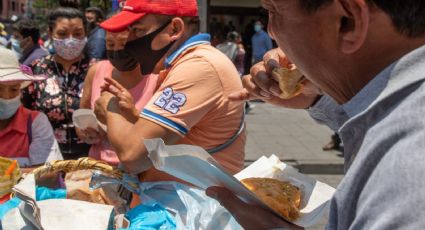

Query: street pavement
left=244, top=102, right=345, bottom=230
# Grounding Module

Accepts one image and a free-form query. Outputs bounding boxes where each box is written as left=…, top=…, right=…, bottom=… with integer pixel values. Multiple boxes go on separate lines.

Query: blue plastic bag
left=121, top=202, right=176, bottom=230
left=0, top=197, right=20, bottom=219
left=36, top=187, right=67, bottom=201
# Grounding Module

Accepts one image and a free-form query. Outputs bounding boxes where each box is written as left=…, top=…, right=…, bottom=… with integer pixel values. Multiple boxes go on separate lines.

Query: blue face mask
left=254, top=24, right=262, bottom=32
left=0, top=96, right=21, bottom=120
left=11, top=38, right=22, bottom=58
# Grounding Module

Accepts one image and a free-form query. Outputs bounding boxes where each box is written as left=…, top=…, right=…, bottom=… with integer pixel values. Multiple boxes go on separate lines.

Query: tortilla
left=272, top=67, right=304, bottom=99
left=241, top=177, right=301, bottom=221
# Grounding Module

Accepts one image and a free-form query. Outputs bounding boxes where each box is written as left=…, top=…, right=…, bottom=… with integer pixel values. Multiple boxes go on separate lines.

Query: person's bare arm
left=206, top=187, right=304, bottom=230
left=80, top=63, right=97, bottom=109
left=77, top=64, right=106, bottom=144
left=107, top=106, right=180, bottom=174
left=95, top=78, right=181, bottom=174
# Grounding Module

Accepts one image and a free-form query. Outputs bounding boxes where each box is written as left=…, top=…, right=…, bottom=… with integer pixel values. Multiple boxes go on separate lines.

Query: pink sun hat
left=0, top=47, right=46, bottom=88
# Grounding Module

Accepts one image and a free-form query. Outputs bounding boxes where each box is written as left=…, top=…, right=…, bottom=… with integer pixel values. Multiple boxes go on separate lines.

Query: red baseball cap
left=100, top=0, right=199, bottom=33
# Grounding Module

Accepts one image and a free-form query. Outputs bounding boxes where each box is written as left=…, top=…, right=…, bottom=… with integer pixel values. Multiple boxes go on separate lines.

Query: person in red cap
left=95, top=0, right=246, bottom=182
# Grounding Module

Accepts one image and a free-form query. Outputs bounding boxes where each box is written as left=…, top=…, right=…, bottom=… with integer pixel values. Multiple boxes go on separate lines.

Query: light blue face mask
left=254, top=24, right=263, bottom=32
left=0, top=96, right=21, bottom=120
left=10, top=38, right=23, bottom=59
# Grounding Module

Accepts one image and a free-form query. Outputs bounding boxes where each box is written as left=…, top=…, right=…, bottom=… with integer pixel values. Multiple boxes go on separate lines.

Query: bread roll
left=272, top=67, right=304, bottom=99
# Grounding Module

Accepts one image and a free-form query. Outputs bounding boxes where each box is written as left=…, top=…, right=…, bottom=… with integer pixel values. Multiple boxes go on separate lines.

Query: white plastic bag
left=138, top=181, right=242, bottom=230
left=144, top=138, right=335, bottom=228
left=1, top=175, right=115, bottom=230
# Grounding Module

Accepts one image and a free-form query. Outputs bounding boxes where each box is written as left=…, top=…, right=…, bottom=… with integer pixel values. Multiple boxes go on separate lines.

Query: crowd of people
left=0, top=0, right=424, bottom=229
left=1, top=1, right=246, bottom=190
left=0, top=4, right=275, bottom=170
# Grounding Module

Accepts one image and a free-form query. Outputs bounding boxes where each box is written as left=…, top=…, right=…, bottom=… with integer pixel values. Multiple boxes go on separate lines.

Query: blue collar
left=164, top=33, right=211, bottom=68
left=342, top=63, right=395, bottom=118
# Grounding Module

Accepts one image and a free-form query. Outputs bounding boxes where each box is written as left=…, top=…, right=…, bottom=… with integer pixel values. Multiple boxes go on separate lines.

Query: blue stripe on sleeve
left=141, top=109, right=188, bottom=135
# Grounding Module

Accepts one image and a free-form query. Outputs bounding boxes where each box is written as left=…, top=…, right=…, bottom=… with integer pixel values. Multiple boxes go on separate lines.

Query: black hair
left=227, top=31, right=239, bottom=42
left=12, top=19, right=40, bottom=44
left=85, top=7, right=105, bottom=22
left=299, top=0, right=425, bottom=38
left=156, top=15, right=200, bottom=34
left=47, top=7, right=86, bottom=32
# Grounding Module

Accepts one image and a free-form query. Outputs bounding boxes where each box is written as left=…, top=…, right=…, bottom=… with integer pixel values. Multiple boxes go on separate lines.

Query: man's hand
left=94, top=91, right=114, bottom=125
left=101, top=77, right=139, bottom=123
left=230, top=48, right=321, bottom=109
left=206, top=187, right=304, bottom=230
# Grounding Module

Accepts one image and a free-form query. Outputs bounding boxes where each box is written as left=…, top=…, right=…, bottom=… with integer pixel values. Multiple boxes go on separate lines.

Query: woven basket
left=32, top=157, right=123, bottom=180
left=31, top=157, right=138, bottom=213
left=0, top=157, right=21, bottom=198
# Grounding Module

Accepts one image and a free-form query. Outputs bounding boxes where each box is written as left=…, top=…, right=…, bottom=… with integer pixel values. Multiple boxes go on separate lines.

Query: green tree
left=88, top=0, right=110, bottom=11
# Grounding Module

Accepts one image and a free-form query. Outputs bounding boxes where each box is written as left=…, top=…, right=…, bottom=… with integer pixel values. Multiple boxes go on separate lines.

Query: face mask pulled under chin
left=0, top=96, right=21, bottom=120
left=125, top=22, right=175, bottom=75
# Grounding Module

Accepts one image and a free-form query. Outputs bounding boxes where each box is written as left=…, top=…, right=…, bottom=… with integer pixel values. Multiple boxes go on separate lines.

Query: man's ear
left=337, top=0, right=369, bottom=54
left=169, top=17, right=185, bottom=41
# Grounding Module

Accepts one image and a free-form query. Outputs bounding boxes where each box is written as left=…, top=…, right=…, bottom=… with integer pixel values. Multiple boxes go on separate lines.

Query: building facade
left=1, top=0, right=29, bottom=20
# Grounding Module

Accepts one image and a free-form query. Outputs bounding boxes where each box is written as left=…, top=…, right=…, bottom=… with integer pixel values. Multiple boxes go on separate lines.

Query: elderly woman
left=22, top=7, right=91, bottom=160
left=0, top=48, right=62, bottom=172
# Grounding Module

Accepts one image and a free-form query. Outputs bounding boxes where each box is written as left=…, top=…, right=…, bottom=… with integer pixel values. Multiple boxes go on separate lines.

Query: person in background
left=22, top=7, right=91, bottom=160
left=216, top=31, right=239, bottom=65
left=223, top=21, right=236, bottom=37
left=77, top=30, right=158, bottom=166
left=217, top=31, right=253, bottom=113
left=85, top=7, right=107, bottom=61
left=233, top=32, right=246, bottom=77
left=11, top=19, right=49, bottom=66
left=0, top=23, right=8, bottom=47
left=0, top=48, right=62, bottom=172
left=322, top=132, right=343, bottom=152
left=251, top=20, right=273, bottom=64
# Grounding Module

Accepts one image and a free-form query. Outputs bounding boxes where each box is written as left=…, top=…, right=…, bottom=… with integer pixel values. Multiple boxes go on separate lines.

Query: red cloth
left=0, top=106, right=39, bottom=159
left=0, top=193, right=11, bottom=203
left=100, top=0, right=198, bottom=32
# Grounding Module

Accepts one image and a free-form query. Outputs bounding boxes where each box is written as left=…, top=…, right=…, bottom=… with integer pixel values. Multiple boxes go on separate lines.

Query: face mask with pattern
left=53, top=37, right=87, bottom=60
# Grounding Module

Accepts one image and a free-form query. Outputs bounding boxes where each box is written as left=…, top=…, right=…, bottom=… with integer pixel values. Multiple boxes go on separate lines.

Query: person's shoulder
left=30, top=111, right=52, bottom=132
left=188, top=44, right=235, bottom=64
left=31, top=54, right=52, bottom=67
left=80, top=55, right=94, bottom=69
left=93, top=27, right=106, bottom=39
left=179, top=45, right=239, bottom=76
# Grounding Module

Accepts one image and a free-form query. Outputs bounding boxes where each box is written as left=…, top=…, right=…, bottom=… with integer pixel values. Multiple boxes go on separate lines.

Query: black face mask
left=107, top=49, right=138, bottom=72
left=125, top=21, right=175, bottom=75
left=86, top=21, right=97, bottom=33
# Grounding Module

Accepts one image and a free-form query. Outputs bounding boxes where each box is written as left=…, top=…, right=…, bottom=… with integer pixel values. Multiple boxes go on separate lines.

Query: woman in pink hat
left=0, top=48, right=63, bottom=172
